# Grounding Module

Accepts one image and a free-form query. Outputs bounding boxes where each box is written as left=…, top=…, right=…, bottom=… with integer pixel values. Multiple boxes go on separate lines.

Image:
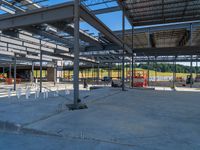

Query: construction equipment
left=5, top=78, right=21, bottom=85
left=0, top=74, right=6, bottom=82
left=130, top=70, right=148, bottom=87
left=195, top=75, right=200, bottom=82
left=186, top=75, right=193, bottom=85
left=111, top=80, right=122, bottom=87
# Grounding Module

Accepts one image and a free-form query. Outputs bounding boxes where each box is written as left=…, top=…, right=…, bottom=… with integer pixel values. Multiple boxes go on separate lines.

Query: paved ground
left=0, top=86, right=200, bottom=150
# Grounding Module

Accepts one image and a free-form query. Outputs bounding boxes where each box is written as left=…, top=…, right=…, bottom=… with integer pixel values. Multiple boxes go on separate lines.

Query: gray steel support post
left=147, top=28, right=151, bottom=86
left=9, top=64, right=12, bottom=78
left=131, top=26, right=134, bottom=88
left=155, top=56, right=157, bottom=83
left=147, top=57, right=150, bottom=86
left=190, top=24, right=193, bottom=88
left=125, top=63, right=128, bottom=82
left=14, top=56, right=17, bottom=91
left=108, top=64, right=111, bottom=78
left=118, top=63, right=120, bottom=79
left=173, top=56, right=177, bottom=89
left=3, top=67, right=5, bottom=75
left=92, top=64, right=94, bottom=81
left=110, top=63, right=112, bottom=78
left=196, top=57, right=198, bottom=80
left=40, top=50, right=42, bottom=93
left=190, top=55, right=193, bottom=88
left=54, top=61, right=57, bottom=86
left=73, top=0, right=80, bottom=106
left=122, top=5, right=125, bottom=91
left=31, top=62, right=34, bottom=82
left=97, top=64, right=100, bottom=84
left=196, top=59, right=198, bottom=76
left=36, top=70, right=38, bottom=78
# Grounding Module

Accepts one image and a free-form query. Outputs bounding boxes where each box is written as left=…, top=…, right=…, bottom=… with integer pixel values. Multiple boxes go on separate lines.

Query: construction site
left=0, top=0, right=200, bottom=149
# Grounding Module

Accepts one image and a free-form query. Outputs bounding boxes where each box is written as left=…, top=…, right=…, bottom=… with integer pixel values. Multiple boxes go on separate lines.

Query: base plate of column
left=66, top=103, right=88, bottom=110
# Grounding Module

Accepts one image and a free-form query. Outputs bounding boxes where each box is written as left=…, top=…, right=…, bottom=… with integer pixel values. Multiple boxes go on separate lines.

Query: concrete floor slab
left=0, top=86, right=200, bottom=149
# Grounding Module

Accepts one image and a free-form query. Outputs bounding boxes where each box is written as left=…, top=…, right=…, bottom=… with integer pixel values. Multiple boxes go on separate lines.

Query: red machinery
left=129, top=70, right=148, bottom=87
left=5, top=78, right=21, bottom=85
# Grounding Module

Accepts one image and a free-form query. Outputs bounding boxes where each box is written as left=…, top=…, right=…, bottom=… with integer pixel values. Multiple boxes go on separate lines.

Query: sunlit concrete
left=0, top=87, right=200, bottom=149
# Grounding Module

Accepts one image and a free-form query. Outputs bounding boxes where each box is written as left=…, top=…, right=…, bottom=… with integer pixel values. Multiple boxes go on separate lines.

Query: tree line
left=112, top=63, right=200, bottom=73
left=137, top=63, right=200, bottom=73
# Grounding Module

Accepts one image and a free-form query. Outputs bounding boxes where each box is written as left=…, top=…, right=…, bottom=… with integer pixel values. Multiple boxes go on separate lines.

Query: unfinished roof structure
left=0, top=0, right=199, bottom=104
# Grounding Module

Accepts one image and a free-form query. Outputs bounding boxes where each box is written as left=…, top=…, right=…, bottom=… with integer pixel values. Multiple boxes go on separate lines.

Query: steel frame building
left=0, top=0, right=200, bottom=108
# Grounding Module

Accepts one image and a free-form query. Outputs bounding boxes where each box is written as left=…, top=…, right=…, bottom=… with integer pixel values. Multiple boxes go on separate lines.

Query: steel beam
left=51, top=23, right=102, bottom=48
left=0, top=2, right=74, bottom=29
left=92, top=6, right=120, bottom=15
left=23, top=26, right=74, bottom=47
left=80, top=5, right=132, bottom=53
left=83, top=46, right=200, bottom=56
left=0, top=2, right=132, bottom=53
left=113, top=21, right=200, bottom=35
left=117, top=1, right=133, bottom=26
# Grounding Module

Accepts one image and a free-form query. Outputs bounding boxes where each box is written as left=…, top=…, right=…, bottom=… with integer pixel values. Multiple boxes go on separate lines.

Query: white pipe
left=8, top=88, right=11, bottom=98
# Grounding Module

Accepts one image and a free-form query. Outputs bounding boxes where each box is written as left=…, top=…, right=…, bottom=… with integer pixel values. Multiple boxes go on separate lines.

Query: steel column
left=125, top=62, right=128, bottom=82
left=97, top=64, right=100, bottom=84
left=40, top=49, right=42, bottom=93
left=92, top=64, right=94, bottom=81
left=9, top=64, right=12, bottom=78
left=173, top=57, right=177, bottom=89
left=131, top=26, right=134, bottom=88
left=190, top=55, right=193, bottom=88
left=108, top=64, right=111, bottom=78
left=122, top=5, right=125, bottom=91
left=31, top=62, right=34, bottom=83
left=73, top=0, right=80, bottom=106
left=196, top=57, right=198, bottom=77
left=147, top=57, right=150, bottom=86
left=3, top=67, right=5, bottom=75
left=190, top=24, right=193, bottom=88
left=118, top=63, right=120, bottom=79
left=147, top=29, right=151, bottom=86
left=54, top=61, right=57, bottom=86
left=155, top=56, right=157, bottom=84
left=13, top=56, right=16, bottom=91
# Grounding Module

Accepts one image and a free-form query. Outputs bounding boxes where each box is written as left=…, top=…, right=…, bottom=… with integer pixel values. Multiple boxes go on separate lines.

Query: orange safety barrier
left=128, top=70, right=148, bottom=87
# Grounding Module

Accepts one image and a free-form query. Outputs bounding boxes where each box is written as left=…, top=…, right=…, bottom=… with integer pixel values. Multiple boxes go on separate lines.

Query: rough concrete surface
left=0, top=84, right=200, bottom=150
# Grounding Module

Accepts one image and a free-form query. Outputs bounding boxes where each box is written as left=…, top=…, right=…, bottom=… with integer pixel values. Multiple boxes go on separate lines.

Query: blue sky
left=40, top=0, right=131, bottom=35
left=0, top=0, right=131, bottom=35
left=0, top=0, right=195, bottom=66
